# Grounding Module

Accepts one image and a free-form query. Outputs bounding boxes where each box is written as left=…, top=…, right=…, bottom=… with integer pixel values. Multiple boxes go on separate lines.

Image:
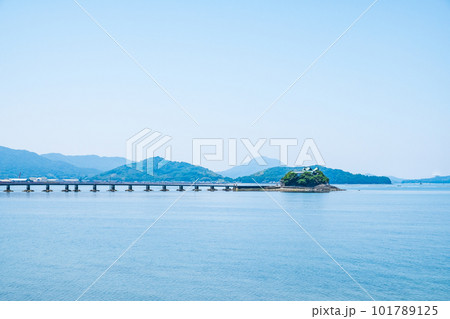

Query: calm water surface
left=0, top=184, right=449, bottom=300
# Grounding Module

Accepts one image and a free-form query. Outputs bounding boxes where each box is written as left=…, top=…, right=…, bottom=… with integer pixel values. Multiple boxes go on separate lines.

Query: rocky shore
left=234, top=184, right=344, bottom=193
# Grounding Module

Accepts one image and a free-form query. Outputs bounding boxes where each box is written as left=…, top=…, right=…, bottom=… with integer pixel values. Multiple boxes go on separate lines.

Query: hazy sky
left=1, top=0, right=449, bottom=178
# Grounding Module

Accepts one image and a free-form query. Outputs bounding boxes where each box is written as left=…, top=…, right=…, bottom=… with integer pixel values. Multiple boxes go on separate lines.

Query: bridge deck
left=0, top=181, right=236, bottom=187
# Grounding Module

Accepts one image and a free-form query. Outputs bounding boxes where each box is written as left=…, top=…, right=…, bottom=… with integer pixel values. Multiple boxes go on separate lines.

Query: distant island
left=235, top=168, right=342, bottom=193
left=280, top=168, right=329, bottom=187
left=401, top=175, right=450, bottom=184
left=235, top=165, right=392, bottom=185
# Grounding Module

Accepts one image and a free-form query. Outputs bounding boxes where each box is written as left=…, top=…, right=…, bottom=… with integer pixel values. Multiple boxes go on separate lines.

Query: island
left=235, top=168, right=343, bottom=193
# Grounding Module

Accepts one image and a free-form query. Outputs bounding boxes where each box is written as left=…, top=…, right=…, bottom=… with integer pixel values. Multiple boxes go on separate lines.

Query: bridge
left=0, top=181, right=243, bottom=192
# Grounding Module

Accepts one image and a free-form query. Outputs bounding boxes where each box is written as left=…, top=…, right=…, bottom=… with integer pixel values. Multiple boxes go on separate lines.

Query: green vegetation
left=236, top=165, right=391, bottom=184
left=92, top=157, right=232, bottom=183
left=280, top=171, right=298, bottom=186
left=281, top=169, right=329, bottom=187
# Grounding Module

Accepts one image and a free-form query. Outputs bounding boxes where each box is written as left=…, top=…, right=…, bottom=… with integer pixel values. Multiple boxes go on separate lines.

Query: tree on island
left=280, top=168, right=329, bottom=187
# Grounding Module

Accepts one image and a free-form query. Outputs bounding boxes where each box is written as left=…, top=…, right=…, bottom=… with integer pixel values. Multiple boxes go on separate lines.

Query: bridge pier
left=0, top=183, right=239, bottom=193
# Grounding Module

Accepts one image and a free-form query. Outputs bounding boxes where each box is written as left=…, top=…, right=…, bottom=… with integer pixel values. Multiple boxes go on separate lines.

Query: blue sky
left=0, top=0, right=449, bottom=178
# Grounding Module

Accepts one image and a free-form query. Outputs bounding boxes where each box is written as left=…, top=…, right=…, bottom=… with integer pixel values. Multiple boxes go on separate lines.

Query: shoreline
left=234, top=184, right=344, bottom=193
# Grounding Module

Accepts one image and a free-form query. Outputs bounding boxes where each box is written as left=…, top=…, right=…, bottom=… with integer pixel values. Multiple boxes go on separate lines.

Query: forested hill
left=92, top=157, right=232, bottom=183
left=236, top=166, right=391, bottom=184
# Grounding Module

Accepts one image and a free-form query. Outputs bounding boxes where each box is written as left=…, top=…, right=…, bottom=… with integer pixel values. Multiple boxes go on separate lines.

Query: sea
left=0, top=184, right=449, bottom=301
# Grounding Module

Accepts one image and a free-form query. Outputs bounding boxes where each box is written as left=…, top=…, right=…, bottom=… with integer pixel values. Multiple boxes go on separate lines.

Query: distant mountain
left=218, top=156, right=281, bottom=178
left=42, top=153, right=126, bottom=171
left=92, top=157, right=232, bottom=182
left=0, top=146, right=100, bottom=179
left=402, top=175, right=450, bottom=183
left=236, top=166, right=391, bottom=184
left=0, top=146, right=395, bottom=184
left=388, top=176, right=405, bottom=183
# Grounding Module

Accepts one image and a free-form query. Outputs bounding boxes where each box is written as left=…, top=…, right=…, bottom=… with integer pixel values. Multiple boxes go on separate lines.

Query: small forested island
left=236, top=168, right=343, bottom=192
left=281, top=168, right=329, bottom=186
left=279, top=168, right=342, bottom=192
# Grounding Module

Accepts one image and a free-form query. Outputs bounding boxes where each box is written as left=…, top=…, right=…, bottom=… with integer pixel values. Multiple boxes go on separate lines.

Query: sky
left=0, top=0, right=449, bottom=178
